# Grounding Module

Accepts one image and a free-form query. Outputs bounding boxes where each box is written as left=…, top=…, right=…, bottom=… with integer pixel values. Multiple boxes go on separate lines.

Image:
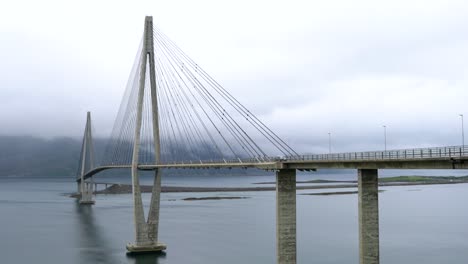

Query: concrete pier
left=276, top=169, right=296, bottom=264
left=358, top=169, right=379, bottom=264
left=80, top=181, right=95, bottom=205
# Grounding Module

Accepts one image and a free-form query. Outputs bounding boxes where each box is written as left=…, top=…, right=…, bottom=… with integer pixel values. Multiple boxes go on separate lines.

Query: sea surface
left=1, top=169, right=468, bottom=264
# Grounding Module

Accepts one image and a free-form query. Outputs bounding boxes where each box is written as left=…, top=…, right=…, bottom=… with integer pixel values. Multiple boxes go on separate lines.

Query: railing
left=285, top=145, right=468, bottom=162
left=82, top=145, right=468, bottom=180
left=98, top=145, right=468, bottom=168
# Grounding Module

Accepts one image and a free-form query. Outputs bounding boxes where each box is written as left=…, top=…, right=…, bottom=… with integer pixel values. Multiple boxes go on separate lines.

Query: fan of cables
left=101, top=27, right=297, bottom=166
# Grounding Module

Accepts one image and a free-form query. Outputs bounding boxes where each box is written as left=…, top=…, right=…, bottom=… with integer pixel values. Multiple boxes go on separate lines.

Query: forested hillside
left=0, top=136, right=268, bottom=177
left=0, top=136, right=103, bottom=177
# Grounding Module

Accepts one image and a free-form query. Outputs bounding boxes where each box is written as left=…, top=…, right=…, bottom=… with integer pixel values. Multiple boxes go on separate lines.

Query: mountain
left=0, top=136, right=100, bottom=177
left=0, top=136, right=269, bottom=177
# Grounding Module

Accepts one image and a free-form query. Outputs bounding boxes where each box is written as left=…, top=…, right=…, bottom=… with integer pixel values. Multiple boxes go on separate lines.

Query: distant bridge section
left=285, top=145, right=468, bottom=170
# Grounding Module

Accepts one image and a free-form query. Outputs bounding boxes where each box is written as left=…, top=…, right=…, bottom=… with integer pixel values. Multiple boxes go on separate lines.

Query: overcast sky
left=1, top=0, right=468, bottom=153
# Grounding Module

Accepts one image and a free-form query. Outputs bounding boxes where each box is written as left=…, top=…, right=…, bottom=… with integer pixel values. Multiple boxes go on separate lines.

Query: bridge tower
left=126, top=16, right=166, bottom=253
left=78, top=111, right=95, bottom=205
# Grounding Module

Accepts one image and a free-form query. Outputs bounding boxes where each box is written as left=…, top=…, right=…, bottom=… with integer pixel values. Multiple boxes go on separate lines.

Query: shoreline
left=75, top=180, right=468, bottom=196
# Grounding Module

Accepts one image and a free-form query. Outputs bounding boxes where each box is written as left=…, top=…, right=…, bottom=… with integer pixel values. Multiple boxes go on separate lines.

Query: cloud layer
left=1, top=0, right=468, bottom=154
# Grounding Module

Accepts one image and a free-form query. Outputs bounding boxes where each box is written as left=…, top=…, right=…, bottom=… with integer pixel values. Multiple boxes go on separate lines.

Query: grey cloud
left=1, top=0, right=468, bottom=155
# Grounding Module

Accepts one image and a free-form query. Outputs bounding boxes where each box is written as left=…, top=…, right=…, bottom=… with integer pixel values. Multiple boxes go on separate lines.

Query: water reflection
left=75, top=201, right=117, bottom=264
left=126, top=252, right=166, bottom=264
left=75, top=200, right=167, bottom=264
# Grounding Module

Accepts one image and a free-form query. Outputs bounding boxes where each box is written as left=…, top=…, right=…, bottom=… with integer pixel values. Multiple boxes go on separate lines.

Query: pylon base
left=79, top=200, right=95, bottom=205
left=126, top=242, right=167, bottom=253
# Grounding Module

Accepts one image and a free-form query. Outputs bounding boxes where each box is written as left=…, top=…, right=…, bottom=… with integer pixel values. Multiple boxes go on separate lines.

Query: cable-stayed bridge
left=75, top=16, right=468, bottom=264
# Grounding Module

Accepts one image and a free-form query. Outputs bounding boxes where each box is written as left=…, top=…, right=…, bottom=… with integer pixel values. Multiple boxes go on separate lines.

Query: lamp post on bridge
left=383, top=125, right=387, bottom=152
left=460, top=114, right=465, bottom=150
left=328, top=132, right=331, bottom=154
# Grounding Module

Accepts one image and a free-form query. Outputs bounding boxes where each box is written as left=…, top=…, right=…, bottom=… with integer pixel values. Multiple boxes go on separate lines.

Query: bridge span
left=78, top=145, right=468, bottom=181
left=74, top=16, right=468, bottom=264
left=77, top=143, right=468, bottom=264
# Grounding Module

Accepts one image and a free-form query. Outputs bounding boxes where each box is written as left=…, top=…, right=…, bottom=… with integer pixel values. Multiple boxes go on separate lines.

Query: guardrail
left=285, top=145, right=468, bottom=162
left=98, top=145, right=468, bottom=168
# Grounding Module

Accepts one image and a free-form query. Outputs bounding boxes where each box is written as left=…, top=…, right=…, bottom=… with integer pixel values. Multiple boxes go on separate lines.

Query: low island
left=81, top=175, right=468, bottom=196
left=67, top=175, right=468, bottom=201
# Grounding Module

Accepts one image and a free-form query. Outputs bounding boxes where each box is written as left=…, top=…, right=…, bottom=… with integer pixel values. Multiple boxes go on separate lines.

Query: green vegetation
left=182, top=197, right=249, bottom=201
left=379, top=175, right=468, bottom=183
left=301, top=190, right=385, bottom=196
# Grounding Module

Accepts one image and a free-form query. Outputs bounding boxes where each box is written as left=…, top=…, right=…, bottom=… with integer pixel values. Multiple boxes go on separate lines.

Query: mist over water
left=1, top=172, right=468, bottom=264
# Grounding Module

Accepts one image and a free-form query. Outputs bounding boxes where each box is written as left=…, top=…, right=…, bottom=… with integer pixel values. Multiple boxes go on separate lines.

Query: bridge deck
left=285, top=157, right=468, bottom=170
left=77, top=145, right=468, bottom=182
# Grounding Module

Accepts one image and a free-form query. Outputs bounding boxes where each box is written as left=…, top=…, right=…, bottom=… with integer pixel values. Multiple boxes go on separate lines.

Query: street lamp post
left=328, top=132, right=331, bottom=154
left=383, top=125, right=387, bottom=152
left=460, top=114, right=465, bottom=150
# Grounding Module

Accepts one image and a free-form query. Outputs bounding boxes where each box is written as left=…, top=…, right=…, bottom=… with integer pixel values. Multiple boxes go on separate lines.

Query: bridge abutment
left=358, top=169, right=380, bottom=264
left=276, top=169, right=296, bottom=264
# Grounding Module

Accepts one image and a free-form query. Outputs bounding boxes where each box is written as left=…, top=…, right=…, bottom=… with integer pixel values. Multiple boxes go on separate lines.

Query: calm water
left=1, top=170, right=468, bottom=264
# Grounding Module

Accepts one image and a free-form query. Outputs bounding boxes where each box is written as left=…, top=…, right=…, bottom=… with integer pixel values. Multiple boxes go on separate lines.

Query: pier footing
left=79, top=182, right=95, bottom=205
left=126, top=243, right=167, bottom=253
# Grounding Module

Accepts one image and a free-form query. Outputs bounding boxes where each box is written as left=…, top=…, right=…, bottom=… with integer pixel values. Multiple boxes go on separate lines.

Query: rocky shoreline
left=68, top=176, right=468, bottom=198
left=83, top=178, right=468, bottom=196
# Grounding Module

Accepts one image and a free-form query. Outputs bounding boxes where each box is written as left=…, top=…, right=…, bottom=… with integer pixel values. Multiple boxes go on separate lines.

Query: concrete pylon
left=79, top=112, right=95, bottom=205
left=276, top=169, right=296, bottom=264
left=126, top=16, right=166, bottom=253
left=358, top=169, right=380, bottom=264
